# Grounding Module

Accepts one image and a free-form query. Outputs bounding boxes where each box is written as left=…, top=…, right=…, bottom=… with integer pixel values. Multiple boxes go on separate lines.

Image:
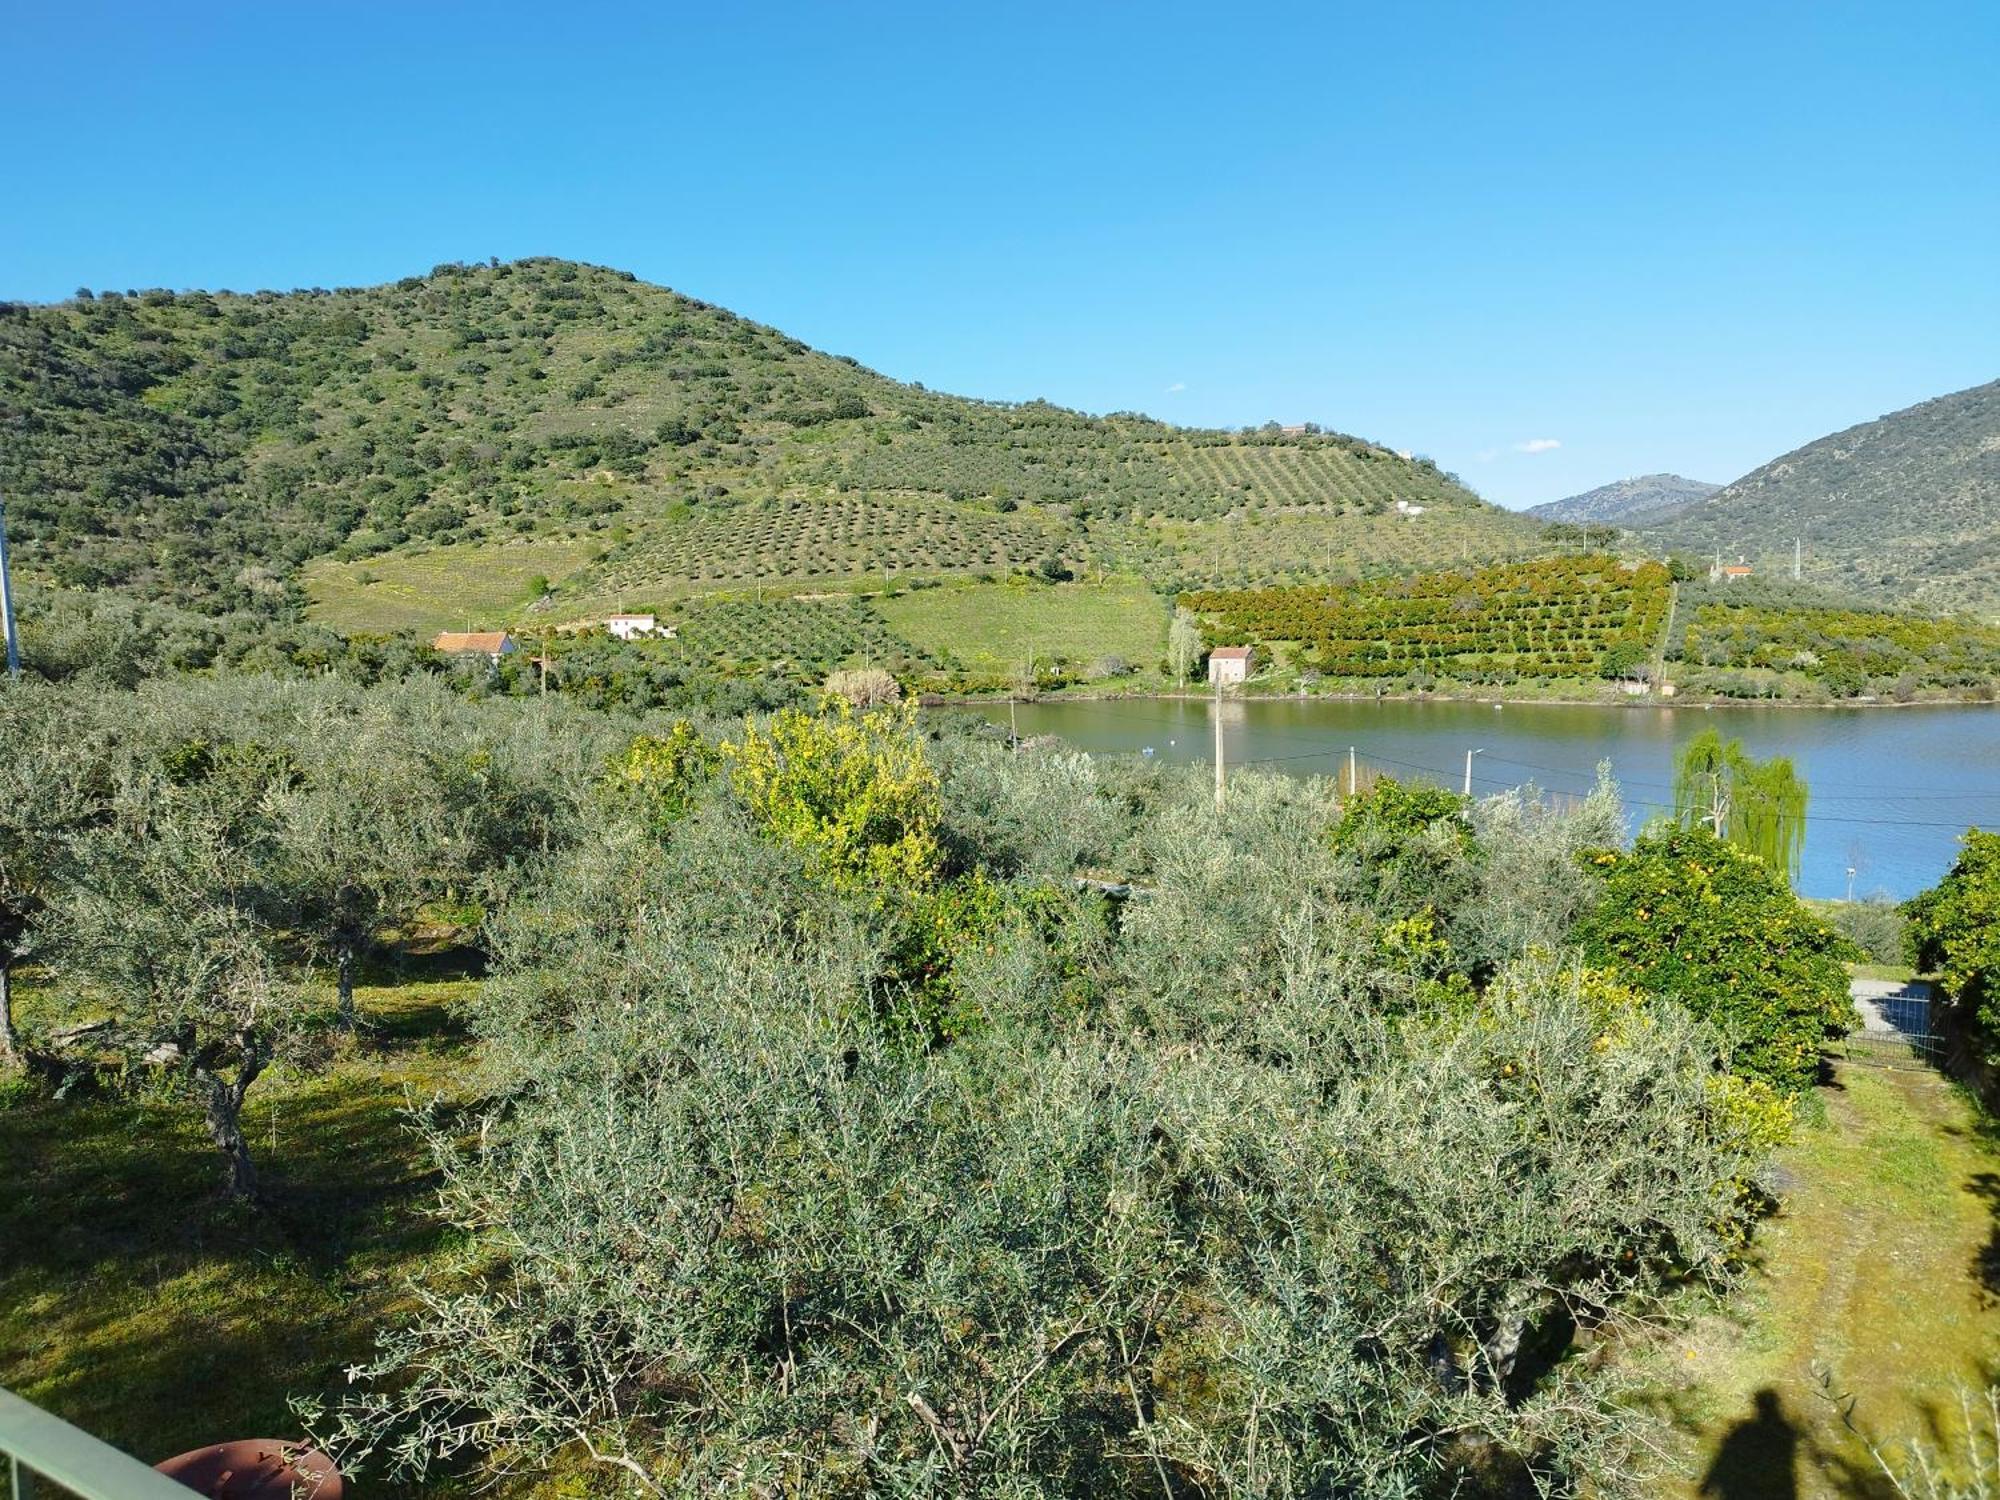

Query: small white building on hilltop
left=1208, top=645, right=1255, bottom=686
left=606, top=613, right=674, bottom=640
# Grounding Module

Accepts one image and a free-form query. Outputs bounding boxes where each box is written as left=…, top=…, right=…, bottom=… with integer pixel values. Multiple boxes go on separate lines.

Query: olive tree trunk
left=0, top=959, right=16, bottom=1066
left=336, top=943, right=358, bottom=1031
left=196, top=1050, right=268, bottom=1200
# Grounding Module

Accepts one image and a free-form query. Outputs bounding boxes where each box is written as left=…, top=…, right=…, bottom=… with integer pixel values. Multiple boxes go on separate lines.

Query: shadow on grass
left=1697, top=1388, right=1800, bottom=1499
left=0, top=982, right=482, bottom=1494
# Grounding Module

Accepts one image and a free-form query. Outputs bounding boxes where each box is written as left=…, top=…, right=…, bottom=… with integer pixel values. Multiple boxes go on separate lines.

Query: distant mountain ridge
left=1528, top=473, right=1719, bottom=525
left=1639, top=379, right=2000, bottom=616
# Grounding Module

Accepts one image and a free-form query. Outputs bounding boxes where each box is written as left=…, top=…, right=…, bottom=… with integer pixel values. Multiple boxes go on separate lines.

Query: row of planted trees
left=2, top=675, right=1863, bottom=1495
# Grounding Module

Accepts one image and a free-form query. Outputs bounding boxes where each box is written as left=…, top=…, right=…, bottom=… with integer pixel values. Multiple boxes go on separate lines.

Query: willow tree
left=1672, top=728, right=1809, bottom=883
left=1167, top=606, right=1202, bottom=691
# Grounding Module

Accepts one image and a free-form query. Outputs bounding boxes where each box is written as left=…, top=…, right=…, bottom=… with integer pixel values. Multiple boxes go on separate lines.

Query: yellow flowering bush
left=722, top=699, right=941, bottom=891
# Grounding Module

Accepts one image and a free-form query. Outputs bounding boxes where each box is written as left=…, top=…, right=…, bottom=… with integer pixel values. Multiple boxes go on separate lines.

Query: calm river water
left=963, top=698, right=2000, bottom=900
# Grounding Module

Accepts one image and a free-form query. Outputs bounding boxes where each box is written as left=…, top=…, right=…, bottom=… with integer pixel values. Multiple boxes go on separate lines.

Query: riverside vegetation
left=14, top=665, right=1980, bottom=1499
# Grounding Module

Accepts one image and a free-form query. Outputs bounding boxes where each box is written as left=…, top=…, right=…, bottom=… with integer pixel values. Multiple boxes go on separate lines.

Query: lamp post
left=0, top=489, right=20, bottom=680
left=1462, top=746, right=1485, bottom=798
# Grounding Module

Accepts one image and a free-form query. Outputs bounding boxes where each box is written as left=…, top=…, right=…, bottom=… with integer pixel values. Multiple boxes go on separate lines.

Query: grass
left=1639, top=1061, right=1999, bottom=1497
left=876, top=576, right=1170, bottom=675
left=0, top=965, right=508, bottom=1497
left=304, top=537, right=602, bottom=634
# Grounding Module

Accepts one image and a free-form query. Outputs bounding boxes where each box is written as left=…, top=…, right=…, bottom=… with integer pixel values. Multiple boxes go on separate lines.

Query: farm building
left=431, top=630, right=516, bottom=664
left=605, top=613, right=673, bottom=640
left=1208, top=645, right=1255, bottom=686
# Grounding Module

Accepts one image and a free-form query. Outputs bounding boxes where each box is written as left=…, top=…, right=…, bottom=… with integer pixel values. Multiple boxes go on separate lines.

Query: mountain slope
left=0, top=259, right=1539, bottom=626
left=1640, top=379, right=2000, bottom=616
left=1529, top=473, right=1718, bottom=526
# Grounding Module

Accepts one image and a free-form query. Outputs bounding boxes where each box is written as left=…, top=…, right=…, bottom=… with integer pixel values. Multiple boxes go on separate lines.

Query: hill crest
left=1529, top=473, right=1719, bottom=526
left=1640, top=378, right=2000, bottom=615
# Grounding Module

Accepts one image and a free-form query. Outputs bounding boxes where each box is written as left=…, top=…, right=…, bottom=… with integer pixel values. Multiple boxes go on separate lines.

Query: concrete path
left=1850, top=976, right=1934, bottom=1040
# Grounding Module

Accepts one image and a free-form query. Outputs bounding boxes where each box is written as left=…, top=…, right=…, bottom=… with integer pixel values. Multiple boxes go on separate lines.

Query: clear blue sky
left=4, top=1, right=1995, bottom=508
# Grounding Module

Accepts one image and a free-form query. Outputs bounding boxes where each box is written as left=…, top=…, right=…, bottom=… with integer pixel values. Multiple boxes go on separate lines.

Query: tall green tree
left=1166, top=605, right=1202, bottom=690
left=1672, top=727, right=1810, bottom=883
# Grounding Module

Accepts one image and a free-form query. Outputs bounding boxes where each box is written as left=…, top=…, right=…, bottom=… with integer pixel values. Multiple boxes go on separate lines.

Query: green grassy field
left=1638, top=1062, right=1999, bottom=1497
left=876, top=577, right=1170, bottom=676
left=0, top=967, right=518, bottom=1498
left=305, top=537, right=601, bottom=634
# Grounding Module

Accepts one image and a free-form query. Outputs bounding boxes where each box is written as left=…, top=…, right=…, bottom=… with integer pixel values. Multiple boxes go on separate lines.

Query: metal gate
left=1843, top=979, right=1945, bottom=1069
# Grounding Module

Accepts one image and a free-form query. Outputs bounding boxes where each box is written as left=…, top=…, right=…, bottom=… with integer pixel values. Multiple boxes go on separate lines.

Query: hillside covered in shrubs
left=1640, top=377, right=2000, bottom=617
left=0, top=258, right=1533, bottom=624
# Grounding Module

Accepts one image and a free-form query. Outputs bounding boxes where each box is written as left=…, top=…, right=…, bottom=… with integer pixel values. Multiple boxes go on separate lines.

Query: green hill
left=1638, top=378, right=2000, bottom=616
left=0, top=258, right=1540, bottom=631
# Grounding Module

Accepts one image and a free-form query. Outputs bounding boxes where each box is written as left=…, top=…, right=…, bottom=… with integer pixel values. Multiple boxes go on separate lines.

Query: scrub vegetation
left=0, top=665, right=1914, bottom=1497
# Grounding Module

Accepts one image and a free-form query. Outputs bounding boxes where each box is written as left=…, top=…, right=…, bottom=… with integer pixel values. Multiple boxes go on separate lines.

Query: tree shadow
left=1698, top=1389, right=1800, bottom=1500
left=1969, top=1169, right=2000, bottom=1304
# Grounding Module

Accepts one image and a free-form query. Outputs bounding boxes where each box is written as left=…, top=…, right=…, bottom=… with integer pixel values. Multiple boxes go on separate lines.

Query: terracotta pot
left=154, top=1439, right=343, bottom=1499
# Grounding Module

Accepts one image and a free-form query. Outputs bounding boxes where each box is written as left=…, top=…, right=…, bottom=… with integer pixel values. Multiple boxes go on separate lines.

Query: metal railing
left=1, top=1387, right=194, bottom=1500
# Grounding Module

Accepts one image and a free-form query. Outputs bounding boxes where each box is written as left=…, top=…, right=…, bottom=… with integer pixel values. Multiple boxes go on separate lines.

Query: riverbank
left=932, top=683, right=2000, bottom=712
left=944, top=695, right=2000, bottom=901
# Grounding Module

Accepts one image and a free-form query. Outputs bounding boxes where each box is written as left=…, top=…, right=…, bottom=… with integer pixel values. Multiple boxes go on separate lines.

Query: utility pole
left=1348, top=744, right=1357, bottom=799
left=0, top=490, right=19, bottom=680
left=1212, top=675, right=1225, bottom=810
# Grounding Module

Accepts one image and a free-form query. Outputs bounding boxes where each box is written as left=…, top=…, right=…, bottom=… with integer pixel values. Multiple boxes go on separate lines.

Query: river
left=961, top=697, right=2000, bottom=900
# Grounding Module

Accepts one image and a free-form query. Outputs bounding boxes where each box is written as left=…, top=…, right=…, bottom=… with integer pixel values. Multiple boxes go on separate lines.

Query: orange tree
left=1904, top=829, right=2000, bottom=1063
left=1577, top=823, right=1854, bottom=1094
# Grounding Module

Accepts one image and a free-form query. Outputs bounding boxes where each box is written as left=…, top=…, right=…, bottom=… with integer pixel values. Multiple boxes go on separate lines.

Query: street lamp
left=1463, top=747, right=1485, bottom=797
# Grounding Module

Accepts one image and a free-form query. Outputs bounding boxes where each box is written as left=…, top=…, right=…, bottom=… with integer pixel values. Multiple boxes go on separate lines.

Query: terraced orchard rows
left=589, top=494, right=1066, bottom=593
left=1183, top=557, right=1673, bottom=681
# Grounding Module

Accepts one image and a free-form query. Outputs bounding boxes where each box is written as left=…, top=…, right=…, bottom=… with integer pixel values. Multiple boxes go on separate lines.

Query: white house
left=1208, top=645, right=1255, bottom=686
left=605, top=613, right=674, bottom=640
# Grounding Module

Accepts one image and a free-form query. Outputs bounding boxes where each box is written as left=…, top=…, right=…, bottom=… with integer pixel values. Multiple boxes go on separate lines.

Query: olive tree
left=314, top=808, right=1765, bottom=1496
left=58, top=806, right=326, bottom=1198
left=267, top=708, right=474, bottom=1027
left=0, top=688, right=96, bottom=1061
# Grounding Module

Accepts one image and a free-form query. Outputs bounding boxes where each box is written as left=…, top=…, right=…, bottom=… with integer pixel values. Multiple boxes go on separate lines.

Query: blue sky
left=4, top=1, right=1995, bottom=508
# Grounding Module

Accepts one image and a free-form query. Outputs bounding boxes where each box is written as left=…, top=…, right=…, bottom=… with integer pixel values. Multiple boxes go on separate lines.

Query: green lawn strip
left=0, top=974, right=511, bottom=1496
left=304, top=538, right=601, bottom=634
left=1638, top=1063, right=1999, bottom=1497
left=876, top=577, right=1170, bottom=676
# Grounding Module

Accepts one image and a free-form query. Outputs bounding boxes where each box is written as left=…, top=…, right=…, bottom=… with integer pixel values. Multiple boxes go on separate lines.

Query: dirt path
left=1651, top=1062, right=1998, bottom=1496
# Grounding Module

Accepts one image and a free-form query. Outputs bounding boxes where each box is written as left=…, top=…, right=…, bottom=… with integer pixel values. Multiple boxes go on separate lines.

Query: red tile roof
left=432, top=631, right=512, bottom=654
left=1210, top=646, right=1255, bottom=660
